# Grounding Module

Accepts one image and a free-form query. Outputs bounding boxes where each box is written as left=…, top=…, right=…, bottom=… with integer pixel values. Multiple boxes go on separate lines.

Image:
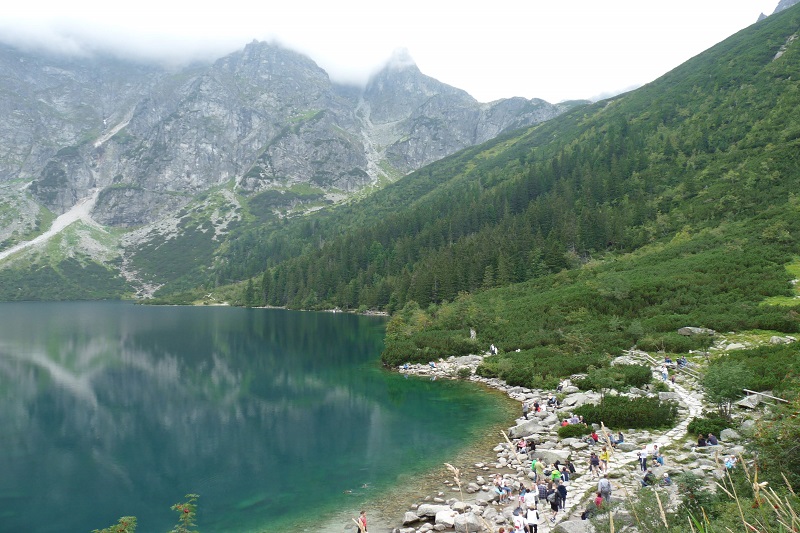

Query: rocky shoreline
left=366, top=351, right=756, bottom=533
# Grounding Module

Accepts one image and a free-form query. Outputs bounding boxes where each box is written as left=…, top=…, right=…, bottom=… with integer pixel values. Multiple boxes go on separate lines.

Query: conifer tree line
left=211, top=7, right=800, bottom=312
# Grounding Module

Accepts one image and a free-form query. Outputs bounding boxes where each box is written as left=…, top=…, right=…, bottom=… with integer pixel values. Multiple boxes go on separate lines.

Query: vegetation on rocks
left=574, top=395, right=678, bottom=429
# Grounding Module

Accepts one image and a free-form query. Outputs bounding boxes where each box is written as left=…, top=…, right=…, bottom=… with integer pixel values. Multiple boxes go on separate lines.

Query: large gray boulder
left=534, top=449, right=572, bottom=465
left=435, top=509, right=458, bottom=528
left=720, top=428, right=741, bottom=441
left=454, top=512, right=483, bottom=533
left=417, top=504, right=450, bottom=517
left=735, top=395, right=760, bottom=409
left=509, top=419, right=546, bottom=438
left=402, top=511, right=420, bottom=525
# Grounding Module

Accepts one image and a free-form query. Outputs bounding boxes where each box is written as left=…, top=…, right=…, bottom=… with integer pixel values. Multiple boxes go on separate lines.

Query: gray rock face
left=773, top=0, right=800, bottom=15
left=0, top=41, right=577, bottom=228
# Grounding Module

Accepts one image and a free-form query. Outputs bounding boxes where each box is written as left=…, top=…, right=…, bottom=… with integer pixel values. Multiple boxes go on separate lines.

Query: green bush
left=457, top=367, right=472, bottom=379
left=574, top=395, right=678, bottom=429
left=576, top=364, right=652, bottom=391
left=687, top=412, right=731, bottom=437
left=558, top=423, right=590, bottom=439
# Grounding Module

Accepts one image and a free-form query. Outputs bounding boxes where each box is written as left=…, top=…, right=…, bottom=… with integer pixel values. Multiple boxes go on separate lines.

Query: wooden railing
left=742, top=388, right=788, bottom=403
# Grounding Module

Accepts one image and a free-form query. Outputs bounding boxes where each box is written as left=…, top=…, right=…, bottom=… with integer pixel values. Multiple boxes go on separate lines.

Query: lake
left=0, top=302, right=510, bottom=532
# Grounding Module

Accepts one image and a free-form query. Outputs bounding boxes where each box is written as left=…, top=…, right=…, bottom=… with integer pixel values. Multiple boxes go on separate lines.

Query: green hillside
left=206, top=6, right=800, bottom=318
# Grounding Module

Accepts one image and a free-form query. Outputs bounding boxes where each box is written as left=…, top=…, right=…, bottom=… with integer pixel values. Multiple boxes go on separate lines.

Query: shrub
left=457, top=367, right=472, bottom=379
left=574, top=395, right=678, bottom=429
left=558, top=423, right=590, bottom=439
left=576, top=364, right=652, bottom=391
left=687, top=412, right=731, bottom=437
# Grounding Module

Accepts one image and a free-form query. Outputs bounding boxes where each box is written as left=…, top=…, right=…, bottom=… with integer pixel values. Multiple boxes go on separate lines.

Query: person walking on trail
left=660, top=364, right=669, bottom=381
left=524, top=484, right=538, bottom=509
left=547, top=485, right=559, bottom=522
left=599, top=446, right=610, bottom=473
left=355, top=510, right=367, bottom=532
left=588, top=452, right=601, bottom=478
left=637, top=448, right=648, bottom=471
left=556, top=480, right=567, bottom=511
left=522, top=401, right=530, bottom=419
left=598, top=474, right=612, bottom=502
left=526, top=504, right=541, bottom=533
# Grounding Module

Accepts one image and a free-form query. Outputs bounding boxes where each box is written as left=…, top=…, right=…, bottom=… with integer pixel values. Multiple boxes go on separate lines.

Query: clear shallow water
left=0, top=302, right=508, bottom=532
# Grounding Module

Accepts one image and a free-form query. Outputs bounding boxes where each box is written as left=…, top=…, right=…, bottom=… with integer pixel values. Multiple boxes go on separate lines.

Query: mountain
left=0, top=41, right=572, bottom=227
left=773, top=0, right=800, bottom=14
left=0, top=40, right=580, bottom=298
left=206, top=2, right=800, bottom=316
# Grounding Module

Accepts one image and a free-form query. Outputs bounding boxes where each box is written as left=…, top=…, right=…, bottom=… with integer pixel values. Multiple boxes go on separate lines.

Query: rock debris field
left=379, top=350, right=752, bottom=533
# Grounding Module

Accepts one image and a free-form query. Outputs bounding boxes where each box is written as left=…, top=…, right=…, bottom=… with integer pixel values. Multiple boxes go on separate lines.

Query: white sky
left=1, top=1, right=781, bottom=103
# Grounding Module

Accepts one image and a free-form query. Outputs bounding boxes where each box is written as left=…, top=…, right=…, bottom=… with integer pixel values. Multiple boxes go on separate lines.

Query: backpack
left=547, top=492, right=556, bottom=503
left=599, top=479, right=611, bottom=493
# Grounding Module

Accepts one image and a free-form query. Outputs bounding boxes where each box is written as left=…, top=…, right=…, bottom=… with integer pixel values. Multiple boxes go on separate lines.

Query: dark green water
left=0, top=302, right=508, bottom=532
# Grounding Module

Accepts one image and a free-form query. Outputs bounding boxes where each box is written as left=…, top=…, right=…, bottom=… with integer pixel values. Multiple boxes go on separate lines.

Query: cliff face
left=0, top=41, right=576, bottom=228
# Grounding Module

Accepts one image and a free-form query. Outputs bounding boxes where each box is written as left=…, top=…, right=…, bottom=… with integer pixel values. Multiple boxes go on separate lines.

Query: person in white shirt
left=526, top=505, right=541, bottom=533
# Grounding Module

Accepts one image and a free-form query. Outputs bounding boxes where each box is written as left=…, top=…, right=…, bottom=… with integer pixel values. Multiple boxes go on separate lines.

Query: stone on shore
left=435, top=509, right=457, bottom=528
left=402, top=511, right=420, bottom=525
left=454, top=511, right=482, bottom=533
left=417, top=504, right=450, bottom=517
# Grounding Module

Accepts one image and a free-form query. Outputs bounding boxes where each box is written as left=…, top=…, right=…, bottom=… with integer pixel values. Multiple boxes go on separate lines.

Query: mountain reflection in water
left=0, top=302, right=506, bottom=533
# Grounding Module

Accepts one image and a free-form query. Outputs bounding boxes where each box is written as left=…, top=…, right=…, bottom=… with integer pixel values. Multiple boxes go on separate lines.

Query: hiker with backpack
left=598, top=474, right=612, bottom=502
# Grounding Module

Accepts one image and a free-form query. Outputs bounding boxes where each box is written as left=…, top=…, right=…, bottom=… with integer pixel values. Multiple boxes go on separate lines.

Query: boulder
left=554, top=520, right=595, bottom=532
left=402, top=512, right=420, bottom=525
left=508, top=419, right=545, bottom=438
left=769, top=336, right=796, bottom=345
left=678, top=327, right=716, bottom=336
left=452, top=501, right=468, bottom=512
left=659, top=392, right=679, bottom=401
left=740, top=419, right=756, bottom=432
left=616, top=442, right=638, bottom=452
left=454, top=511, right=483, bottom=533
left=562, top=393, right=586, bottom=407
left=735, top=395, right=760, bottom=409
left=720, top=428, right=741, bottom=441
left=435, top=509, right=457, bottom=528
left=535, top=449, right=572, bottom=464
left=481, top=505, right=498, bottom=520
left=452, top=355, right=483, bottom=365
left=417, top=504, right=450, bottom=517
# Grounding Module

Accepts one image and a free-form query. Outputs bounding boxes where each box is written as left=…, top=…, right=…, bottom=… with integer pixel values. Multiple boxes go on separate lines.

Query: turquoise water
left=0, top=302, right=507, bottom=532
